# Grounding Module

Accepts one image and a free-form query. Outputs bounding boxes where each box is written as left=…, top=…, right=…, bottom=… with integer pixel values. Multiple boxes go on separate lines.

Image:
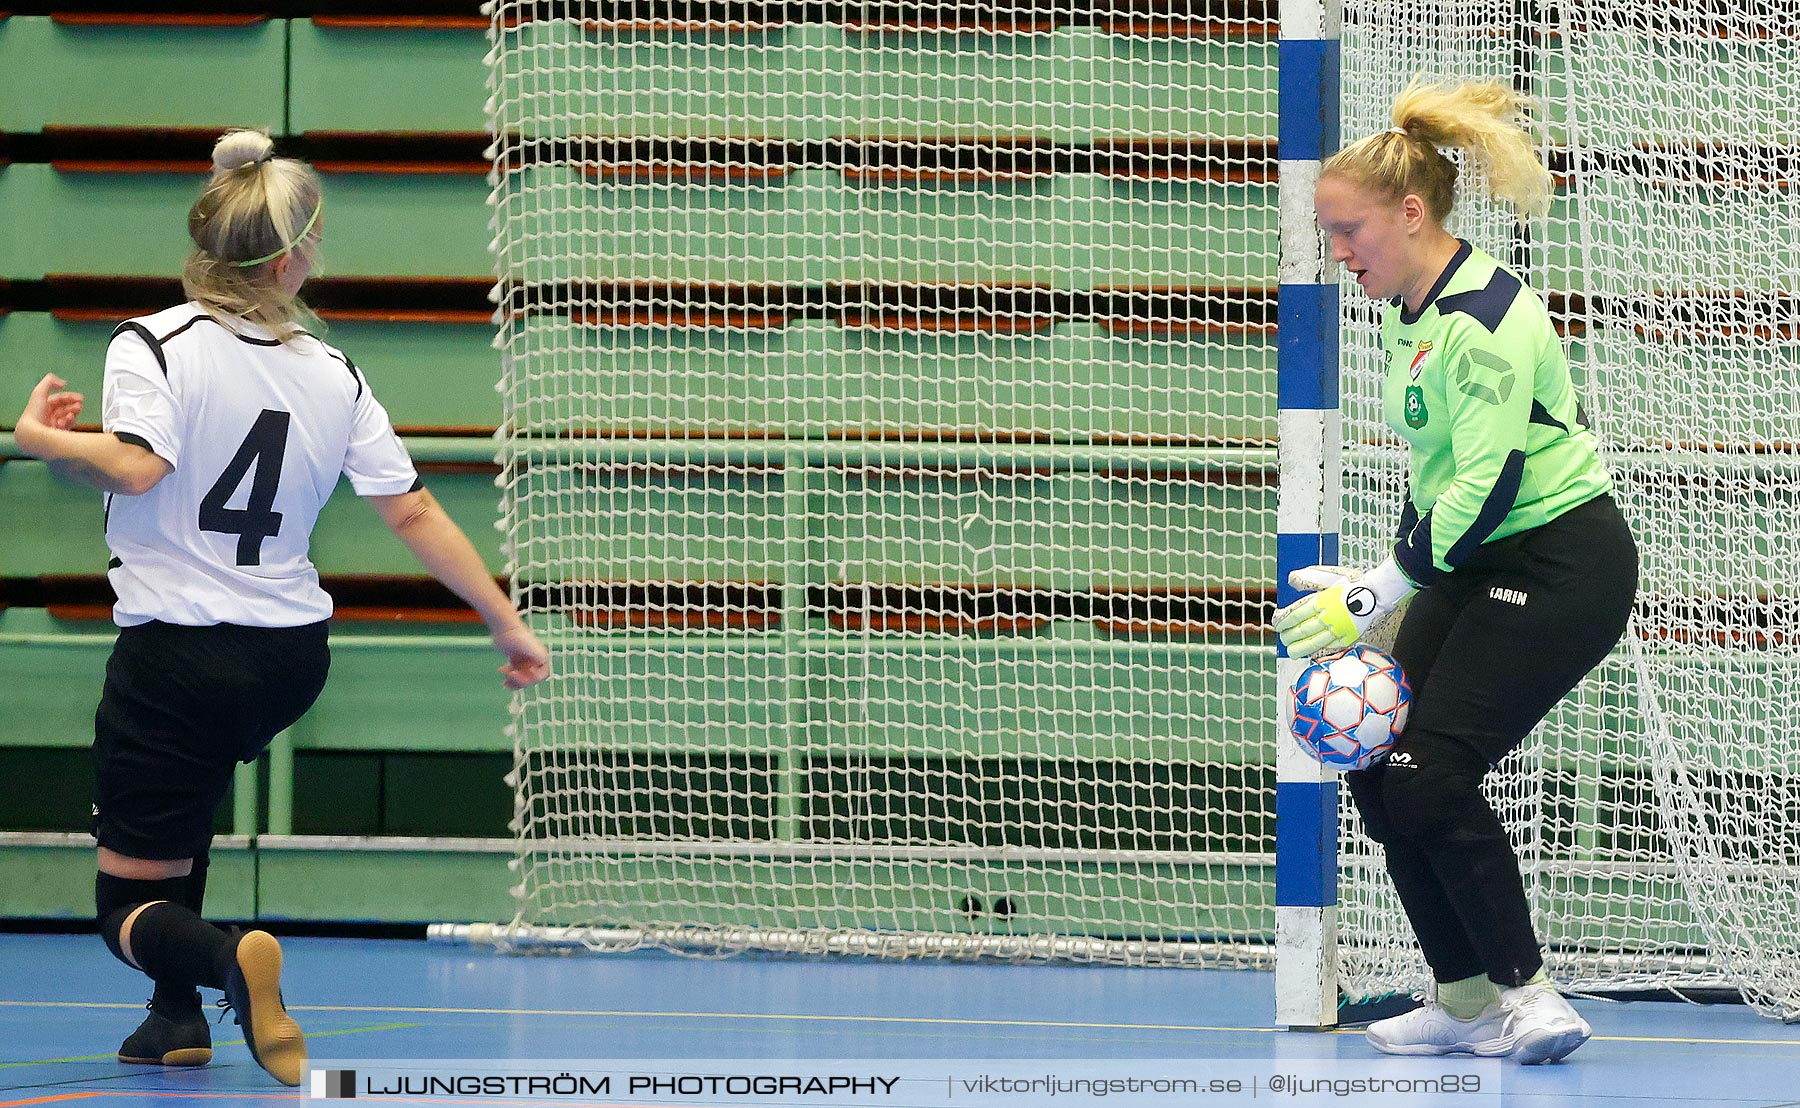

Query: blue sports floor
left=3, top=933, right=1798, bottom=1108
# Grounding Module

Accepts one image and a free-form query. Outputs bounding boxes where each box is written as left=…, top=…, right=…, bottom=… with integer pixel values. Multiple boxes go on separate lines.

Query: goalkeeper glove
left=1274, top=559, right=1417, bottom=657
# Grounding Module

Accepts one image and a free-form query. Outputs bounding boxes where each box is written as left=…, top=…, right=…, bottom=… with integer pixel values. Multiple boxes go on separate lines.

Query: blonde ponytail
left=182, top=129, right=324, bottom=343
left=1322, top=80, right=1552, bottom=223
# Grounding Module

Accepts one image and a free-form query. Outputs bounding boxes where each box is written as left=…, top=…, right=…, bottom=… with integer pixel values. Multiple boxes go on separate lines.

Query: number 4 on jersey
left=200, top=408, right=290, bottom=566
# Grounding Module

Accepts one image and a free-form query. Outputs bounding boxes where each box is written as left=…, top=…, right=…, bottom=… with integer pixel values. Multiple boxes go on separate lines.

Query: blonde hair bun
left=185, top=130, right=323, bottom=341
left=211, top=129, right=275, bottom=175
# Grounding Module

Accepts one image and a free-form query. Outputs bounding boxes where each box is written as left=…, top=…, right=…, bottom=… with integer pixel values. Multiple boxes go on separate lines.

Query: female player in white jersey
left=1275, top=83, right=1637, bottom=1063
left=11, top=130, right=551, bottom=1086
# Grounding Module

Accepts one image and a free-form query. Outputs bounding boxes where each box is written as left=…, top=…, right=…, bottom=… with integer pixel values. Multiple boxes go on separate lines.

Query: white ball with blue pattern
left=1289, top=644, right=1412, bottom=771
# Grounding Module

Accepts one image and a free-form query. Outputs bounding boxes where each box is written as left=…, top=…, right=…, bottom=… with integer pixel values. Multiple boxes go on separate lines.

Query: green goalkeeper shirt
left=1382, top=240, right=1613, bottom=586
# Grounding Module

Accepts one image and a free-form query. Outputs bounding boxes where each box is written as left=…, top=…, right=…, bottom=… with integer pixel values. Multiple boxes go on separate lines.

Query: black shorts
left=1386, top=492, right=1639, bottom=766
left=92, top=620, right=330, bottom=861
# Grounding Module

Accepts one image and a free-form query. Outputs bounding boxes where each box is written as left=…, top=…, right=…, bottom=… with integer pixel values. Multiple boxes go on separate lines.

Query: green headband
left=229, top=203, right=322, bottom=268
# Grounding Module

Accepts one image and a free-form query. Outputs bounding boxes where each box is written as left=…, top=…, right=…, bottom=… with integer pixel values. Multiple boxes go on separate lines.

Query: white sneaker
left=1366, top=995, right=1516, bottom=1057
left=1499, top=982, right=1592, bottom=1065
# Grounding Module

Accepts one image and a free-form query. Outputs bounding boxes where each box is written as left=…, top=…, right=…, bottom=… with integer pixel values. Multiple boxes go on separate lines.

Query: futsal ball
left=1289, top=645, right=1412, bottom=771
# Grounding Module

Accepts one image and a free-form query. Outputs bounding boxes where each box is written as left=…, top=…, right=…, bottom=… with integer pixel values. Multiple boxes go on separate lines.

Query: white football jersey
left=101, top=303, right=420, bottom=627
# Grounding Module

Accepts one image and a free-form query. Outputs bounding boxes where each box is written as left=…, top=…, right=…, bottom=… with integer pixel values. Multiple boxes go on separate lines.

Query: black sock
left=116, top=902, right=234, bottom=992
left=156, top=852, right=214, bottom=1011
left=96, top=871, right=234, bottom=990
left=148, top=981, right=204, bottom=1015
left=96, top=872, right=188, bottom=970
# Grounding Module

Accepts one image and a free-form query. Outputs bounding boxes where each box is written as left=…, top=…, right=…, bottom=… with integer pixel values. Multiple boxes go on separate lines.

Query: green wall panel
left=502, top=169, right=1274, bottom=286
left=1564, top=330, right=1800, bottom=450
left=0, top=313, right=107, bottom=428
left=296, top=632, right=512, bottom=753
left=0, top=611, right=509, bottom=756
left=0, top=165, right=490, bottom=280
left=2, top=307, right=1277, bottom=446
left=819, top=469, right=1274, bottom=589
left=324, top=320, right=500, bottom=430
left=0, top=461, right=110, bottom=576
left=858, top=34, right=1276, bottom=140
left=506, top=320, right=830, bottom=437
left=0, top=832, right=1714, bottom=933
left=0, top=613, right=112, bottom=749
left=1537, top=33, right=1800, bottom=147
left=0, top=837, right=254, bottom=920
left=0, top=16, right=283, bottom=131
left=825, top=325, right=1275, bottom=442
left=316, top=171, right=492, bottom=278
left=497, top=25, right=1275, bottom=141
left=509, top=463, right=1276, bottom=588
left=256, top=841, right=514, bottom=923
left=804, top=641, right=1274, bottom=763
left=0, top=314, right=499, bottom=433
left=497, top=24, right=852, bottom=141
left=511, top=641, right=793, bottom=757
left=854, top=177, right=1275, bottom=286
left=309, top=468, right=504, bottom=575
left=508, top=463, right=786, bottom=584
left=508, top=320, right=1275, bottom=443
left=0, top=460, right=503, bottom=577
left=520, top=854, right=1272, bottom=938
left=0, top=166, right=195, bottom=279
left=289, top=20, right=489, bottom=133
left=291, top=753, right=510, bottom=837
left=503, top=168, right=851, bottom=285
left=509, top=639, right=1274, bottom=761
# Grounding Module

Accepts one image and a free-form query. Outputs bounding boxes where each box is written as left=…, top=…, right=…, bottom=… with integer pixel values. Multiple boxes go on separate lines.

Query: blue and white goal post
left=1274, top=0, right=1343, bottom=1032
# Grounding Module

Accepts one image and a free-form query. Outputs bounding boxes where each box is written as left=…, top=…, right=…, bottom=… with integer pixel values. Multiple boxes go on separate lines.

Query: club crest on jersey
left=1404, top=385, right=1429, bottom=429
left=1407, top=340, right=1434, bottom=381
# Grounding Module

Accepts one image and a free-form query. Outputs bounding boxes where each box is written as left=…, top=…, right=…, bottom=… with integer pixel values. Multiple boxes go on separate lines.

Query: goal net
left=486, top=1, right=1282, bottom=966
left=483, top=0, right=1800, bottom=1021
left=1338, top=0, right=1800, bottom=1019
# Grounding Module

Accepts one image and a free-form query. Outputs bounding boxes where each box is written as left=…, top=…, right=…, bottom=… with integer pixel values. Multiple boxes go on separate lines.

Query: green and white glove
left=1275, top=559, right=1417, bottom=657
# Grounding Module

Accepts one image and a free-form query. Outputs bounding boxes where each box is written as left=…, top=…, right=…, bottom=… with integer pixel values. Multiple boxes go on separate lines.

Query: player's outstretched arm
left=367, top=487, right=551, bottom=689
left=12, top=374, right=171, bottom=495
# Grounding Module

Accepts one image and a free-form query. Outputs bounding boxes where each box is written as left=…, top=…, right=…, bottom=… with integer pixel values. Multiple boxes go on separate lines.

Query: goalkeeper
left=1276, top=81, right=1637, bottom=1064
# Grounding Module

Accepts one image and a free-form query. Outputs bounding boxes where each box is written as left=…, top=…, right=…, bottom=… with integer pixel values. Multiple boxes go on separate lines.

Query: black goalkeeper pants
left=1345, top=493, right=1638, bottom=987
